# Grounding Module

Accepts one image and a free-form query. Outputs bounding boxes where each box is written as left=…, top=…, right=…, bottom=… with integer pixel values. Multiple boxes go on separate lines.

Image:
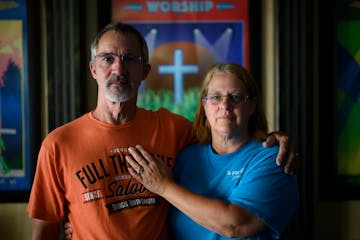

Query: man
left=28, top=22, right=299, bottom=240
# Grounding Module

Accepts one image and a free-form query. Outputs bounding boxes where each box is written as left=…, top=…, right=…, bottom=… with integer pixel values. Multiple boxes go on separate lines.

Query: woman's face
left=203, top=71, right=255, bottom=138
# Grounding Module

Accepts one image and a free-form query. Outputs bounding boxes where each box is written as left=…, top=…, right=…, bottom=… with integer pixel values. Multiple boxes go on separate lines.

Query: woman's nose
left=218, top=96, right=233, bottom=109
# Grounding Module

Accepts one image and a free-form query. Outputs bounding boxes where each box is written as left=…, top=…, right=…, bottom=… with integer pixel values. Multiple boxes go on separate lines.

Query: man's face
left=90, top=30, right=150, bottom=103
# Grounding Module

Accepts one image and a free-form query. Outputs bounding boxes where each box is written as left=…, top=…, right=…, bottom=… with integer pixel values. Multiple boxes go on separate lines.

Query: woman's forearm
left=162, top=182, right=265, bottom=238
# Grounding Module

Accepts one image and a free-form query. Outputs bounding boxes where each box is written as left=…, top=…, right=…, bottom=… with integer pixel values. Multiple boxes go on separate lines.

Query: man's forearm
left=32, top=218, right=60, bottom=240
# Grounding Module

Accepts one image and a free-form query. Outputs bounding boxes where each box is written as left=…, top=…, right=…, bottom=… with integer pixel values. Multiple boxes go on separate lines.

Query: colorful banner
left=0, top=0, right=30, bottom=191
left=112, top=0, right=249, bottom=120
left=112, top=1, right=248, bottom=22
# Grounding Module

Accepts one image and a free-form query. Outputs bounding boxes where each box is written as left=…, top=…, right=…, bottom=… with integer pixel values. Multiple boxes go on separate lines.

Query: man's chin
left=105, top=92, right=134, bottom=103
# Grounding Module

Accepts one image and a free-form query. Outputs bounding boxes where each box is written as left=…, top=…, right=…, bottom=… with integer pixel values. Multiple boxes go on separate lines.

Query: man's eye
left=122, top=55, right=137, bottom=63
left=102, top=55, right=115, bottom=63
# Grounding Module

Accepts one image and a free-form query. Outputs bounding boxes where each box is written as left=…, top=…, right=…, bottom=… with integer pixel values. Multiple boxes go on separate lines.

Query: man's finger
left=284, top=150, right=301, bottom=175
left=262, top=133, right=276, bottom=148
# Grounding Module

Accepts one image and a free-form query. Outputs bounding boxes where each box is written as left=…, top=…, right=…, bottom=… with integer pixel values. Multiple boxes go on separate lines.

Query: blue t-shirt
left=168, top=140, right=298, bottom=240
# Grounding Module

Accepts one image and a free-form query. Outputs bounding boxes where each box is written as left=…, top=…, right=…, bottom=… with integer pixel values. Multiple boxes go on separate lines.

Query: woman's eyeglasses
left=204, top=94, right=250, bottom=105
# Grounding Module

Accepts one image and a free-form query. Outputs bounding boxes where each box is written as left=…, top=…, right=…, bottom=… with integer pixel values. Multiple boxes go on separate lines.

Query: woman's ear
left=250, top=97, right=257, bottom=115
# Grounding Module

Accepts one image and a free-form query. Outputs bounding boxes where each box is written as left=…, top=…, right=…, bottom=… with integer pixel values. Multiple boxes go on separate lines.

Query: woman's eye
left=231, top=95, right=241, bottom=102
left=211, top=95, right=221, bottom=101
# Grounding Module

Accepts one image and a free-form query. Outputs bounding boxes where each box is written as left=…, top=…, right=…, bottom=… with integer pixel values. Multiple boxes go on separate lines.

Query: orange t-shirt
left=28, top=108, right=196, bottom=240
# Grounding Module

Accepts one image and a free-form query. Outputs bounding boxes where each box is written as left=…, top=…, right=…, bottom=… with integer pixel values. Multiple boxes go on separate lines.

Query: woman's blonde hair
left=193, top=62, right=268, bottom=144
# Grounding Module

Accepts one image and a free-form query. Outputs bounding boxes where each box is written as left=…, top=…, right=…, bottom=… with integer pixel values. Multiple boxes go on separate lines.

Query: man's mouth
left=108, top=75, right=130, bottom=86
left=119, top=78, right=129, bottom=84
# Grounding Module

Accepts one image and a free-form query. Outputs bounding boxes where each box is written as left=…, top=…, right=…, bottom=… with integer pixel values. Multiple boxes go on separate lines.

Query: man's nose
left=111, top=57, right=125, bottom=74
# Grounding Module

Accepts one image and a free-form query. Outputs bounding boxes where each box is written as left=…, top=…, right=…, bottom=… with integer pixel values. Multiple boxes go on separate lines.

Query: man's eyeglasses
left=95, top=53, right=142, bottom=66
left=204, top=94, right=250, bottom=105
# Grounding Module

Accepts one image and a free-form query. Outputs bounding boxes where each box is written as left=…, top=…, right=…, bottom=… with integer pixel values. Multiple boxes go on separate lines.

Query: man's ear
left=89, top=60, right=96, bottom=79
left=143, top=63, right=151, bottom=78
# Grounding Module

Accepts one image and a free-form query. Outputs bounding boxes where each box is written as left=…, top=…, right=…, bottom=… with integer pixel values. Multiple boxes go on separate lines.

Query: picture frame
left=319, top=0, right=360, bottom=200
left=111, top=0, right=251, bottom=121
left=0, top=0, right=41, bottom=202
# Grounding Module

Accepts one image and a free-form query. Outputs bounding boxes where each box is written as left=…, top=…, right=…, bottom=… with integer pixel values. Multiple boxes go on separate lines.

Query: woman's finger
left=125, top=155, right=143, bottom=175
left=128, top=146, right=148, bottom=166
left=135, top=145, right=155, bottom=163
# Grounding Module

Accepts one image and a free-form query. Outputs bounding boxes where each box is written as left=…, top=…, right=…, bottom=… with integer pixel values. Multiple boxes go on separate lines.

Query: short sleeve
left=229, top=149, right=299, bottom=238
left=27, top=140, right=66, bottom=221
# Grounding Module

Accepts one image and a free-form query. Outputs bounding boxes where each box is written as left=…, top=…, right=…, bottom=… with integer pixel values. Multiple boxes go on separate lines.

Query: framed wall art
left=111, top=0, right=251, bottom=121
left=0, top=0, right=41, bottom=202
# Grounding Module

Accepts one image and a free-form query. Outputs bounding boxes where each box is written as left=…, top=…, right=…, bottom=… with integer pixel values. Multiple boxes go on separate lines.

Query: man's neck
left=92, top=100, right=137, bottom=125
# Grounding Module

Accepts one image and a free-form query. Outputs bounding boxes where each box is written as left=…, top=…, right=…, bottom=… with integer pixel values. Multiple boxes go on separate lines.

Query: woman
left=126, top=62, right=298, bottom=239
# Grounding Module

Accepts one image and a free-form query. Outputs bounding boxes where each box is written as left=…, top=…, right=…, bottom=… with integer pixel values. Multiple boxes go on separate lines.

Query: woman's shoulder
left=244, top=140, right=280, bottom=167
left=248, top=139, right=279, bottom=156
left=181, top=142, right=205, bottom=153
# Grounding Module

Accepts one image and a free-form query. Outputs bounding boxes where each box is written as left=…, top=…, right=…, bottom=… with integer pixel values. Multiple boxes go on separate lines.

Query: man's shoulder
left=139, top=108, right=195, bottom=143
left=45, top=113, right=90, bottom=140
left=140, top=107, right=192, bottom=124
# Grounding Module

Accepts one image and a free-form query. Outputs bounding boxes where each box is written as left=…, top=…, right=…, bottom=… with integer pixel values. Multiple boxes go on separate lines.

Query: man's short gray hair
left=90, top=22, right=149, bottom=64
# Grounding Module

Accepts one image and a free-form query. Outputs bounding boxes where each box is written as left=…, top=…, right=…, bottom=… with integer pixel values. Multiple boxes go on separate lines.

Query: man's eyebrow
left=96, top=52, right=114, bottom=56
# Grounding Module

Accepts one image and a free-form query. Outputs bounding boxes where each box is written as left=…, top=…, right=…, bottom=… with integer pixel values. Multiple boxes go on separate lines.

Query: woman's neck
left=211, top=131, right=250, bottom=154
